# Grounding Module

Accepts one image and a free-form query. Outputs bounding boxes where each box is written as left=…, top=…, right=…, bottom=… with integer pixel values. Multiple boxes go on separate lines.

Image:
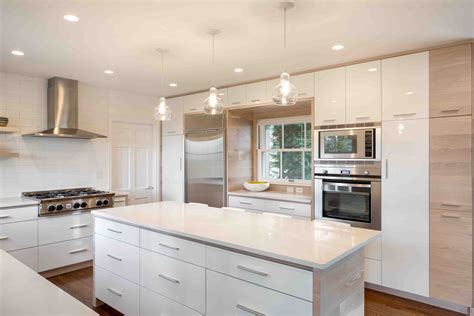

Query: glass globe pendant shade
left=203, top=87, right=223, bottom=115
left=154, top=97, right=172, bottom=121
left=272, top=72, right=297, bottom=106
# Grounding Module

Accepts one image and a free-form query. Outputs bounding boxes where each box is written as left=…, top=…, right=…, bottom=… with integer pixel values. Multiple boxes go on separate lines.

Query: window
left=258, top=117, right=312, bottom=183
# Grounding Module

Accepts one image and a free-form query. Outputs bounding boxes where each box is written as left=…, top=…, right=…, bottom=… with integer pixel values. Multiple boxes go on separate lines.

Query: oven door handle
left=323, top=182, right=371, bottom=189
left=323, top=188, right=370, bottom=196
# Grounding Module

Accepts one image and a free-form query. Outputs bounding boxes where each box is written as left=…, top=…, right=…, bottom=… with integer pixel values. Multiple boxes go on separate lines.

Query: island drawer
left=140, top=229, right=206, bottom=267
left=0, top=206, right=38, bottom=224
left=140, top=248, right=206, bottom=313
left=38, top=236, right=93, bottom=272
left=140, top=286, right=202, bottom=316
left=95, top=265, right=139, bottom=316
left=0, top=220, right=38, bottom=251
left=206, top=246, right=313, bottom=301
left=265, top=200, right=311, bottom=218
left=95, top=234, right=139, bottom=283
left=206, top=269, right=312, bottom=316
left=228, top=196, right=265, bottom=211
left=8, top=246, right=38, bottom=271
left=39, top=211, right=93, bottom=245
left=95, top=217, right=139, bottom=246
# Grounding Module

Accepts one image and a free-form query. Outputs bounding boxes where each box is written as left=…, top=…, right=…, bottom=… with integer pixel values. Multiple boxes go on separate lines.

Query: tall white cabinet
left=314, top=67, right=346, bottom=125
left=161, top=135, right=184, bottom=202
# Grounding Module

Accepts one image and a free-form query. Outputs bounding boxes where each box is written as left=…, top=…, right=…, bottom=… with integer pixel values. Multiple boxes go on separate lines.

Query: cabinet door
left=183, top=92, right=206, bottom=113
left=292, top=73, right=314, bottom=98
left=227, top=85, right=246, bottom=107
left=346, top=60, right=381, bottom=123
left=381, top=119, right=429, bottom=296
left=430, top=44, right=472, bottom=117
left=246, top=81, right=268, bottom=105
left=161, top=135, right=184, bottom=202
left=382, top=52, right=429, bottom=121
left=162, top=97, right=184, bottom=135
left=314, top=67, right=346, bottom=126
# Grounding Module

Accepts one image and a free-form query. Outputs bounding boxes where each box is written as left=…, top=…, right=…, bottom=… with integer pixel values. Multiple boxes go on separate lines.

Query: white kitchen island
left=92, top=201, right=380, bottom=316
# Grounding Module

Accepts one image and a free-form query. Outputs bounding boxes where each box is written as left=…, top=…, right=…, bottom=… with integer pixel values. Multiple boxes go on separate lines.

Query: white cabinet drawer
left=140, top=248, right=205, bottom=313
left=207, top=270, right=312, bottom=316
left=94, top=217, right=139, bottom=246
left=0, top=220, right=37, bottom=251
left=8, top=247, right=38, bottom=271
left=364, top=235, right=381, bottom=260
left=364, top=258, right=381, bottom=285
left=228, top=196, right=265, bottom=211
left=95, top=234, right=139, bottom=283
left=206, top=246, right=313, bottom=301
left=39, top=211, right=93, bottom=245
left=140, top=286, right=202, bottom=316
left=0, top=206, right=37, bottom=224
left=140, top=229, right=205, bottom=267
left=265, top=200, right=312, bottom=218
left=95, top=265, right=139, bottom=316
left=38, top=236, right=93, bottom=272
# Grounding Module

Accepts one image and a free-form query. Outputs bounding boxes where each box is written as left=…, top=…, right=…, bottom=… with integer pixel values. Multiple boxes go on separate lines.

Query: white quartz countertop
left=92, top=201, right=379, bottom=269
left=0, top=197, right=38, bottom=209
left=0, top=250, right=97, bottom=316
left=228, top=190, right=312, bottom=204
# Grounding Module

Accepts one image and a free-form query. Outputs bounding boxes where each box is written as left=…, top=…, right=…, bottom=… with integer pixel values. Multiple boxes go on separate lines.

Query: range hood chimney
left=23, top=77, right=106, bottom=139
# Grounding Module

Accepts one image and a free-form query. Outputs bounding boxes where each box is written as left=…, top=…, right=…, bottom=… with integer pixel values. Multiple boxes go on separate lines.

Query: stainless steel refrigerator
left=184, top=113, right=225, bottom=207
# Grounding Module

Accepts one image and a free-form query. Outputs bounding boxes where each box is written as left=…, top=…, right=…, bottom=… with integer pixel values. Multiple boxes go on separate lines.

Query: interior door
left=112, top=122, right=154, bottom=205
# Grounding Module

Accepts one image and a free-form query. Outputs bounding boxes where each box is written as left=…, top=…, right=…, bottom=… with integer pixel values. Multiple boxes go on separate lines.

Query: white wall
left=0, top=72, right=160, bottom=198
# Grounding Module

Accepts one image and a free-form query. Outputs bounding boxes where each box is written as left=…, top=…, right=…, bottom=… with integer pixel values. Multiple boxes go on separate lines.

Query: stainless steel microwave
left=317, top=127, right=381, bottom=160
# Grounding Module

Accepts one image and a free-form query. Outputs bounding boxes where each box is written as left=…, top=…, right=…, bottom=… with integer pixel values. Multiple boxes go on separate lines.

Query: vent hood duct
left=23, top=77, right=106, bottom=139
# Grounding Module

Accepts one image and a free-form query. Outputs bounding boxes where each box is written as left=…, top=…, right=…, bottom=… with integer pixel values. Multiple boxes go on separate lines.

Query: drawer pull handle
left=189, top=108, right=197, bottom=111
left=158, top=273, right=180, bottom=284
left=356, top=116, right=370, bottom=120
left=298, top=92, right=307, bottom=96
left=441, top=203, right=461, bottom=207
left=440, top=108, right=460, bottom=113
left=0, top=215, right=11, bottom=219
left=323, top=119, right=336, bottom=122
left=0, top=235, right=9, bottom=240
left=279, top=206, right=295, bottom=211
left=106, top=228, right=122, bottom=234
left=239, top=201, right=252, bottom=205
left=393, top=112, right=416, bottom=117
left=236, top=265, right=269, bottom=276
left=250, top=99, right=261, bottom=102
left=134, top=197, right=148, bottom=201
left=168, top=131, right=177, bottom=134
left=69, top=223, right=89, bottom=229
left=69, top=248, right=88, bottom=254
left=107, top=288, right=123, bottom=297
left=231, top=102, right=241, bottom=105
left=107, top=254, right=123, bottom=261
left=441, top=214, right=461, bottom=219
left=158, top=242, right=180, bottom=251
left=236, top=304, right=266, bottom=316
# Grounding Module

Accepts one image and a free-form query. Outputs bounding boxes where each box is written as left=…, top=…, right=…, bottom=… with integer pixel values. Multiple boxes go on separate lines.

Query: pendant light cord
left=212, top=33, right=215, bottom=87
left=283, top=7, right=287, bottom=72
left=161, top=52, right=165, bottom=94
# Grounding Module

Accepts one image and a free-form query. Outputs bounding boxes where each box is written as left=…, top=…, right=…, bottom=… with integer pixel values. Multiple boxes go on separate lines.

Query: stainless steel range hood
left=23, top=77, right=106, bottom=139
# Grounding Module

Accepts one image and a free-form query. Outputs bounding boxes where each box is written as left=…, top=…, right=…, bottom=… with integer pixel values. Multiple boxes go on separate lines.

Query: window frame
left=257, top=116, right=312, bottom=185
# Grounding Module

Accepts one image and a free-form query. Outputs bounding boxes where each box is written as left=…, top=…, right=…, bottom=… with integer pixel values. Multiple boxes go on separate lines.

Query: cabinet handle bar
left=237, top=265, right=269, bottom=276
left=236, top=304, right=266, bottom=316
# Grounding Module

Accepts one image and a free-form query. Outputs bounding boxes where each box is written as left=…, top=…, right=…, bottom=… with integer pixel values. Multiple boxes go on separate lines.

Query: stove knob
left=96, top=200, right=103, bottom=206
left=48, top=205, right=56, bottom=212
left=56, top=204, right=64, bottom=211
left=73, top=202, right=81, bottom=209
left=81, top=202, right=88, bottom=208
left=102, top=199, right=109, bottom=206
left=364, top=170, right=370, bottom=175
left=323, top=170, right=329, bottom=174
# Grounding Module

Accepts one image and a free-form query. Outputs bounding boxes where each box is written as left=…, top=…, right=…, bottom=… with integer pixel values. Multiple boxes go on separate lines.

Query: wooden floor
left=47, top=267, right=464, bottom=316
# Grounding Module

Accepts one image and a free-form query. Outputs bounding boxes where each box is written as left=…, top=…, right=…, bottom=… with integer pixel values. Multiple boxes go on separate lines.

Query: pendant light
left=154, top=48, right=172, bottom=121
left=272, top=2, right=297, bottom=106
left=203, top=29, right=224, bottom=115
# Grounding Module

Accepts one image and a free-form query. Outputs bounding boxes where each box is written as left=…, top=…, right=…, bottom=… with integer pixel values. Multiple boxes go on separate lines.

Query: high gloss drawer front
left=140, top=248, right=205, bottom=313
left=95, top=265, right=139, bottom=316
left=228, top=196, right=265, bottom=211
left=206, top=246, right=313, bottom=301
left=140, top=286, right=202, bottom=316
left=39, top=211, right=93, bottom=245
left=265, top=200, right=312, bottom=218
left=364, top=236, right=382, bottom=260
left=140, top=229, right=205, bottom=267
left=0, top=206, right=38, bottom=224
left=8, top=247, right=38, bottom=272
left=94, top=217, right=139, bottom=246
left=0, top=220, right=38, bottom=251
left=38, top=236, right=92, bottom=272
left=206, top=270, right=312, bottom=316
left=95, top=234, right=139, bottom=283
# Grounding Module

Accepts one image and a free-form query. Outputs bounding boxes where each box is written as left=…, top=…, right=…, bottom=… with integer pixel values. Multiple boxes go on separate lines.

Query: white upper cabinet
left=346, top=60, right=381, bottom=123
left=246, top=81, right=269, bottom=105
left=183, top=92, right=207, bottom=114
left=217, top=88, right=228, bottom=107
left=227, top=85, right=246, bottom=107
left=314, top=67, right=346, bottom=126
left=292, top=73, right=314, bottom=98
left=382, top=52, right=429, bottom=121
left=162, top=97, right=184, bottom=135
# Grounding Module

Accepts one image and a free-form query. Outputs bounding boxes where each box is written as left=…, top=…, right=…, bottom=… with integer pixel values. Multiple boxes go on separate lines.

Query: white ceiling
left=1, top=0, right=473, bottom=97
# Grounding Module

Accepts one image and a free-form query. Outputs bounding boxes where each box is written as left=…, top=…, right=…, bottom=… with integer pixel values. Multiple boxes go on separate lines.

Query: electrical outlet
left=286, top=187, right=295, bottom=193
left=295, top=187, right=304, bottom=194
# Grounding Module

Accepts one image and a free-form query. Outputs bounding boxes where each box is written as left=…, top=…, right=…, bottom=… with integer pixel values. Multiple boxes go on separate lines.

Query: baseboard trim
left=40, top=260, right=93, bottom=278
left=365, top=283, right=469, bottom=314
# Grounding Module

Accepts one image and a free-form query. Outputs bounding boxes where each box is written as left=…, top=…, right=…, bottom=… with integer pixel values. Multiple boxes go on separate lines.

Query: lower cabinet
left=140, top=286, right=201, bottom=316
left=8, top=246, right=38, bottom=271
left=364, top=236, right=382, bottom=285
left=0, top=220, right=38, bottom=251
left=38, top=236, right=93, bottom=271
left=228, top=195, right=311, bottom=218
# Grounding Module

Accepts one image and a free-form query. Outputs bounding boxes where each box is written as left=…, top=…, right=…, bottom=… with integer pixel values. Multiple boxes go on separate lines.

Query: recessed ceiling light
left=104, top=70, right=114, bottom=74
left=169, top=83, right=178, bottom=87
left=11, top=50, right=24, bottom=56
left=64, top=15, right=79, bottom=22
left=331, top=44, right=344, bottom=51
left=234, top=68, right=243, bottom=73
left=368, top=68, right=377, bottom=72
